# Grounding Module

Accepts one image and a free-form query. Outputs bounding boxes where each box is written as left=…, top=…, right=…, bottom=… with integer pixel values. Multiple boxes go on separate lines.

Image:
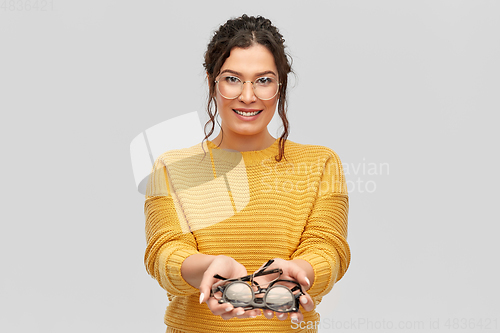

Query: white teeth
left=234, top=110, right=262, bottom=116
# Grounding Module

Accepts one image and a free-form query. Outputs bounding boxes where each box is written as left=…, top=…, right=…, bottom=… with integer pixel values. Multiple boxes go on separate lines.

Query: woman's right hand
left=198, top=255, right=262, bottom=320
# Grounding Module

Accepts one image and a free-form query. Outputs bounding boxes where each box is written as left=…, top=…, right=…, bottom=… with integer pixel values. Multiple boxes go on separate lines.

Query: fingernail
left=225, top=307, right=232, bottom=312
left=300, top=297, right=308, bottom=305
left=305, top=277, right=311, bottom=287
left=278, top=313, right=285, bottom=318
left=249, top=315, right=256, bottom=318
left=291, top=316, right=298, bottom=323
left=199, top=292, right=204, bottom=304
left=236, top=310, right=245, bottom=316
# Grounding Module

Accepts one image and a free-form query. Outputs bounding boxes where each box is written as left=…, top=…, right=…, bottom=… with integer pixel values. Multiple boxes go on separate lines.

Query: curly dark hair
left=201, top=14, right=293, bottom=162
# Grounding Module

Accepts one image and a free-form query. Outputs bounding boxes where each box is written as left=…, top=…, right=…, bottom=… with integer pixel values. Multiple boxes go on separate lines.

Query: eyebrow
left=220, top=69, right=277, bottom=77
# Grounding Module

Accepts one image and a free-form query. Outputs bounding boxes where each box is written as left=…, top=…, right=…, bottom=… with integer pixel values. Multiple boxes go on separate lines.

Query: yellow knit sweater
left=144, top=138, right=350, bottom=333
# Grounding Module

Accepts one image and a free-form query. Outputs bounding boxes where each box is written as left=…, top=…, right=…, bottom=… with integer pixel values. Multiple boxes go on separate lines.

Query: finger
left=276, top=312, right=288, bottom=321
left=206, top=298, right=234, bottom=316
left=290, top=310, right=304, bottom=323
left=234, top=307, right=254, bottom=319
left=279, top=261, right=310, bottom=290
left=299, top=294, right=314, bottom=312
left=293, top=269, right=311, bottom=290
left=248, top=309, right=262, bottom=318
left=198, top=274, right=217, bottom=305
left=263, top=310, right=274, bottom=319
left=220, top=311, right=235, bottom=320
left=221, top=307, right=260, bottom=320
left=220, top=307, right=244, bottom=320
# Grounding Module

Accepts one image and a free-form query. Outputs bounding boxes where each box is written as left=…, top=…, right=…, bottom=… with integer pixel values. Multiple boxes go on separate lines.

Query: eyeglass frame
left=210, top=259, right=305, bottom=313
left=214, top=75, right=282, bottom=101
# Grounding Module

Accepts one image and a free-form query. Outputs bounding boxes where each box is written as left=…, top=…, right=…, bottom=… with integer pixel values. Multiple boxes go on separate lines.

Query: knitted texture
left=144, top=138, right=350, bottom=333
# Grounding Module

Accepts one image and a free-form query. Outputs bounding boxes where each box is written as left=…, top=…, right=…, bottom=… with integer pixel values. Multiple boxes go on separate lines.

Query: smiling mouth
left=233, top=109, right=263, bottom=116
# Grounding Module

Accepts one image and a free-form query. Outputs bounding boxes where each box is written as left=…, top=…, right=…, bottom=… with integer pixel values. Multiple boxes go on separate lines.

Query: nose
left=239, top=81, right=256, bottom=103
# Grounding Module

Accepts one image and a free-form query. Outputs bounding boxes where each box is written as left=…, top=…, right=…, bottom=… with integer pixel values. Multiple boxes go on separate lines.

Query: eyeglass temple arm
left=212, top=259, right=277, bottom=281
left=250, top=259, right=278, bottom=283
left=213, top=268, right=282, bottom=282
left=255, top=259, right=275, bottom=274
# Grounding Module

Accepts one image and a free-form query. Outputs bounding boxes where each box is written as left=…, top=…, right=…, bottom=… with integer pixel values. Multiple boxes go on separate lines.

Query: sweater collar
left=206, top=138, right=280, bottom=166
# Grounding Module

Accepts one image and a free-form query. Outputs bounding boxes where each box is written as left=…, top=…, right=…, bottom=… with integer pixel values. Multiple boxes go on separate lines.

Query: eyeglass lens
left=224, top=282, right=253, bottom=307
left=217, top=76, right=279, bottom=100
left=265, top=285, right=295, bottom=312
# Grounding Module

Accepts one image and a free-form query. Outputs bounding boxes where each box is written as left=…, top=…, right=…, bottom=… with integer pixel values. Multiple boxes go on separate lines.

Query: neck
left=211, top=132, right=276, bottom=152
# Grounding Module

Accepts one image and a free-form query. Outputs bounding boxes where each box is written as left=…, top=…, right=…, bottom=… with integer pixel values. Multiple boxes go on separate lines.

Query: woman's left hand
left=257, top=258, right=315, bottom=322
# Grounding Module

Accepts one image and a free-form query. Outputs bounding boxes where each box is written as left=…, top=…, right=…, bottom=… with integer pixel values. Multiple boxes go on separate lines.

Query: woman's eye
left=256, top=77, right=273, bottom=85
left=224, top=76, right=240, bottom=84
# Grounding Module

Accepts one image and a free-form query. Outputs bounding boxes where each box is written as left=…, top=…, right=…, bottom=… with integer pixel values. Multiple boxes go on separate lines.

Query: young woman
left=144, top=14, right=350, bottom=333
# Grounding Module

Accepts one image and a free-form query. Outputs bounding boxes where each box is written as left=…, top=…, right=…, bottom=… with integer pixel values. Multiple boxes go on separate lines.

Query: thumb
left=288, top=264, right=311, bottom=289
left=198, top=272, right=215, bottom=304
left=198, top=288, right=207, bottom=304
left=297, top=270, right=311, bottom=289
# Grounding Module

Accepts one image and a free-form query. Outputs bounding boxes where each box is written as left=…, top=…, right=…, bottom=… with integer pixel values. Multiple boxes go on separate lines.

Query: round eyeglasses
left=215, top=75, right=281, bottom=100
left=210, top=259, right=305, bottom=313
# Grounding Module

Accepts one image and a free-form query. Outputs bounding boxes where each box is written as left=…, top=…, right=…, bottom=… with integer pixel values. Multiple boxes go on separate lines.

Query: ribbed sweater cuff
left=293, top=252, right=336, bottom=297
left=164, top=248, right=200, bottom=295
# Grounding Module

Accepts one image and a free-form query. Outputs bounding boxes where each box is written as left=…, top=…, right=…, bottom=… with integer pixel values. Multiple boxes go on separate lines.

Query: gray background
left=1, top=1, right=499, bottom=332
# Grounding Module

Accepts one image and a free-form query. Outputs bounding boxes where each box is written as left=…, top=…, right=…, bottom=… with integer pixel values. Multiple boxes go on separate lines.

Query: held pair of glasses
left=210, top=259, right=305, bottom=313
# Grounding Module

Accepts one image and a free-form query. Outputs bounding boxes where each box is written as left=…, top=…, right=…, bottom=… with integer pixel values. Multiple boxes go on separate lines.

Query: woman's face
left=214, top=44, right=279, bottom=143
